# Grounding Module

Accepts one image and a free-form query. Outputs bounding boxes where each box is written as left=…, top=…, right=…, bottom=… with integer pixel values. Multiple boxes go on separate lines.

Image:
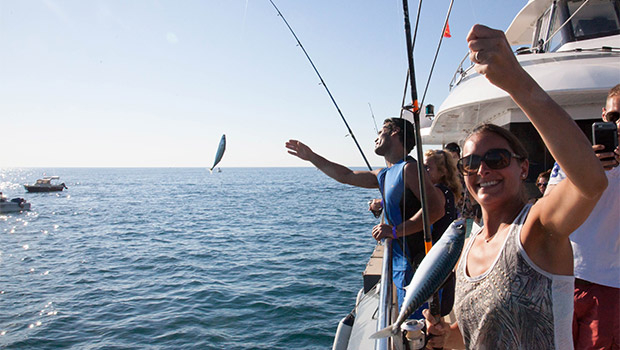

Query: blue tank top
left=377, top=157, right=423, bottom=272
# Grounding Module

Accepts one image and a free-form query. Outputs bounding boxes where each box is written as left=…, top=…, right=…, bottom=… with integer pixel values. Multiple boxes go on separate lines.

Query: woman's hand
left=423, top=309, right=448, bottom=349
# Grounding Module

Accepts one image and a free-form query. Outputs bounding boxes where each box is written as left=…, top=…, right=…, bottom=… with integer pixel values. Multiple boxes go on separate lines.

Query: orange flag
left=443, top=22, right=452, bottom=38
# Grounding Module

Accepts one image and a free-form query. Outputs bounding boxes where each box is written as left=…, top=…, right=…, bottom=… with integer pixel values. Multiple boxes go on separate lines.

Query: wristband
left=392, top=226, right=398, bottom=239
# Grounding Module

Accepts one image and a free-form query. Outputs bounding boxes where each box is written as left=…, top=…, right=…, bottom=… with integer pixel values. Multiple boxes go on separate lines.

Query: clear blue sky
left=0, top=0, right=526, bottom=168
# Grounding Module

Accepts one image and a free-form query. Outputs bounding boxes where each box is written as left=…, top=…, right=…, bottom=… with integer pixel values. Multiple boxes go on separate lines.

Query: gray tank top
left=455, top=204, right=574, bottom=350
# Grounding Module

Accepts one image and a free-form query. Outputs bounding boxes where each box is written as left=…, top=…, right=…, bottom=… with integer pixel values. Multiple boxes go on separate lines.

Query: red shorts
left=573, top=280, right=620, bottom=350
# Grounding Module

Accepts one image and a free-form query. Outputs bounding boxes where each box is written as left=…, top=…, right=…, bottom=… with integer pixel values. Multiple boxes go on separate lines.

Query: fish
left=370, top=220, right=465, bottom=339
left=209, top=134, right=226, bottom=173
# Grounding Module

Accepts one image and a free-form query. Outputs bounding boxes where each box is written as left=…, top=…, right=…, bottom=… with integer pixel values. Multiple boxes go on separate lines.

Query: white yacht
left=423, top=0, right=620, bottom=176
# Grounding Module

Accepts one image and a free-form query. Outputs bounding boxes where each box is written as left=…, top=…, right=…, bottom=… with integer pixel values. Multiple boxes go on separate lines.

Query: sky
left=0, top=0, right=527, bottom=168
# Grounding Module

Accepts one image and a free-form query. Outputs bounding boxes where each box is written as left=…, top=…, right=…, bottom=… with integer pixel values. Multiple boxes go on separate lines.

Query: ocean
left=0, top=168, right=380, bottom=350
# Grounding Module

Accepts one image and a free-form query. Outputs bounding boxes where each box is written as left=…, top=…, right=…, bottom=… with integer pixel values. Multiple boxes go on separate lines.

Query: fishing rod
left=401, top=0, right=454, bottom=113
left=398, top=0, right=423, bottom=119
left=401, top=0, right=443, bottom=347
left=268, top=0, right=373, bottom=171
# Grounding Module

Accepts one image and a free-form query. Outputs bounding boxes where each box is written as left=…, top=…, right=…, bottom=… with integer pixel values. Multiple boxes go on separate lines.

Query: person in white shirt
left=545, top=84, right=620, bottom=350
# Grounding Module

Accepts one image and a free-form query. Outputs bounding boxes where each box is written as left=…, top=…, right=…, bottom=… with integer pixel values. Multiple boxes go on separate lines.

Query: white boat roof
left=41, top=176, right=60, bottom=180
left=506, top=0, right=554, bottom=45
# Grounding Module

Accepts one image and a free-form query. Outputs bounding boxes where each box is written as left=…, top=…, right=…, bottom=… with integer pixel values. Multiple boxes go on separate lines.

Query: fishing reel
left=401, top=319, right=425, bottom=350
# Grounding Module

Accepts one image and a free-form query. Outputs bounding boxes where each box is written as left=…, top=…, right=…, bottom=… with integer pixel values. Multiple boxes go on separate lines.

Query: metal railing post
left=375, top=238, right=393, bottom=350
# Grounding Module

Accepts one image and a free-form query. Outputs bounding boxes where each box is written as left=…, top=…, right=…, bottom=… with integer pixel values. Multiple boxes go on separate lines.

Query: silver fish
left=209, top=134, right=226, bottom=173
left=370, top=220, right=465, bottom=339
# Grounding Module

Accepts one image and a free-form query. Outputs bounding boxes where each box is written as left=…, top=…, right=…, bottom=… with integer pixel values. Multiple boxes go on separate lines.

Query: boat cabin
left=507, top=0, right=620, bottom=53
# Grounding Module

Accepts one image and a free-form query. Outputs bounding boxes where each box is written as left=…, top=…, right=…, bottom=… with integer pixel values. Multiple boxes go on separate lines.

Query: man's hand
left=593, top=144, right=620, bottom=170
left=372, top=223, right=393, bottom=241
left=285, top=139, right=314, bottom=161
left=368, top=199, right=382, bottom=218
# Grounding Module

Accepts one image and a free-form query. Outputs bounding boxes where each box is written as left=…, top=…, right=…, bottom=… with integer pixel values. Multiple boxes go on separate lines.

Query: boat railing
left=375, top=238, right=393, bottom=350
left=449, top=52, right=475, bottom=91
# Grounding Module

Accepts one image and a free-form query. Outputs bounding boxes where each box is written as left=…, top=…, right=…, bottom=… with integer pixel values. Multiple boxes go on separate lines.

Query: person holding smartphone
left=545, top=84, right=620, bottom=349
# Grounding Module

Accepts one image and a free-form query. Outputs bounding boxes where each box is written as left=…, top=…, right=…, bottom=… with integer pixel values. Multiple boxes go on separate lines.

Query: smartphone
left=592, top=122, right=618, bottom=159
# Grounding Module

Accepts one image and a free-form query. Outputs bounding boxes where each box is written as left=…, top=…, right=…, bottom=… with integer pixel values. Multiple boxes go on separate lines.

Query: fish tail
left=369, top=324, right=397, bottom=339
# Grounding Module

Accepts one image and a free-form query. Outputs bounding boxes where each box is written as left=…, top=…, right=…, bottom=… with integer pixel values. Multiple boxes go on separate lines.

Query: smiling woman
left=424, top=24, right=608, bottom=350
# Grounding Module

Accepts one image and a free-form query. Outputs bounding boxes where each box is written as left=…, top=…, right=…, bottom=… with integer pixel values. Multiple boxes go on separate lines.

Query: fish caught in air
left=209, top=134, right=226, bottom=173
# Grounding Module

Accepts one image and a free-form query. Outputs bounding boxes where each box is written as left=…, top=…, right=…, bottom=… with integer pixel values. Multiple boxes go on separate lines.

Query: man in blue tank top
left=286, top=117, right=445, bottom=312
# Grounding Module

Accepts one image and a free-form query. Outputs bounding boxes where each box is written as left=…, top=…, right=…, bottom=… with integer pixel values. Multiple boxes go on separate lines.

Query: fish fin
left=369, top=325, right=395, bottom=339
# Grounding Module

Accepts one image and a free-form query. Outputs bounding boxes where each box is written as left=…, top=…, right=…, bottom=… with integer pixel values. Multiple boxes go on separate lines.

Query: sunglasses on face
left=605, top=111, right=619, bottom=124
left=537, top=182, right=548, bottom=188
left=457, top=148, right=524, bottom=176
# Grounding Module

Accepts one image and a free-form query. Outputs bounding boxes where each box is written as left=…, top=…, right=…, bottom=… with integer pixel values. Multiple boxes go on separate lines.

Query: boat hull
left=0, top=201, right=31, bottom=213
left=24, top=185, right=65, bottom=192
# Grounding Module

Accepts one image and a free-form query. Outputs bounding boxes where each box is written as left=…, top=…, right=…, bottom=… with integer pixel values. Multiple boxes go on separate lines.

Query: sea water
left=0, top=168, right=380, bottom=349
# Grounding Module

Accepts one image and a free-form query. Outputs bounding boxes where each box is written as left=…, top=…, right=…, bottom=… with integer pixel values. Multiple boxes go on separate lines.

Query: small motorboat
left=0, top=193, right=31, bottom=213
left=24, top=176, right=68, bottom=193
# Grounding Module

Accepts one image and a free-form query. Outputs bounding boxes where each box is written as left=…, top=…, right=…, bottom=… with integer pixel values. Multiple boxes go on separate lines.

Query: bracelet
left=392, top=226, right=398, bottom=239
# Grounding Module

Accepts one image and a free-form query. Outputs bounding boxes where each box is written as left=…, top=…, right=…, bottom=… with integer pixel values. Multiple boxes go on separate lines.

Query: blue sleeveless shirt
left=377, top=156, right=424, bottom=272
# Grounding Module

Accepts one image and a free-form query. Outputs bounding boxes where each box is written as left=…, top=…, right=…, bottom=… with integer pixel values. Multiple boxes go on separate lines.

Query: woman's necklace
left=484, top=224, right=510, bottom=243
left=482, top=205, right=524, bottom=243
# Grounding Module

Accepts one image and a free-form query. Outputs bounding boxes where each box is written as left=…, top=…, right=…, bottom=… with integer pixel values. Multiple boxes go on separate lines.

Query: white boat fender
left=332, top=313, right=355, bottom=350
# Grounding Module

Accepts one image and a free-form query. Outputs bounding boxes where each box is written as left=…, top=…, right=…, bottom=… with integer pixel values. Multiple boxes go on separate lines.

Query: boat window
left=570, top=0, right=620, bottom=40
left=548, top=3, right=570, bottom=52
left=533, top=7, right=553, bottom=52
left=547, top=0, right=620, bottom=52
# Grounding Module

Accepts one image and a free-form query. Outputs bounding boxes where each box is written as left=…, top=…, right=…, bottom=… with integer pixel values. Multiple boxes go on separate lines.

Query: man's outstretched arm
left=286, top=139, right=379, bottom=189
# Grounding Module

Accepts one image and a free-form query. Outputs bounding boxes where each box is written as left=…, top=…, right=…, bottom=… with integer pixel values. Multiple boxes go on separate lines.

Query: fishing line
left=268, top=0, right=373, bottom=171
left=368, top=103, right=379, bottom=134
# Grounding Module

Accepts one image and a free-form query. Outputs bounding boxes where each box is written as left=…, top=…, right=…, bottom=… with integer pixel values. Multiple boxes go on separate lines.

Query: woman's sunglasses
left=457, top=148, right=524, bottom=176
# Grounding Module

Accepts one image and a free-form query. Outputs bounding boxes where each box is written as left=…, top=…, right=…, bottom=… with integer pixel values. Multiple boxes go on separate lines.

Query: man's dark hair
left=384, top=118, right=415, bottom=154
left=445, top=142, right=461, bottom=156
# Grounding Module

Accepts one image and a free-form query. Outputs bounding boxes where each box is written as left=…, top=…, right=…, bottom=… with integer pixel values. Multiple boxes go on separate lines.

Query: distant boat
left=0, top=193, right=31, bottom=213
left=209, top=134, right=226, bottom=173
left=24, top=176, right=68, bottom=192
